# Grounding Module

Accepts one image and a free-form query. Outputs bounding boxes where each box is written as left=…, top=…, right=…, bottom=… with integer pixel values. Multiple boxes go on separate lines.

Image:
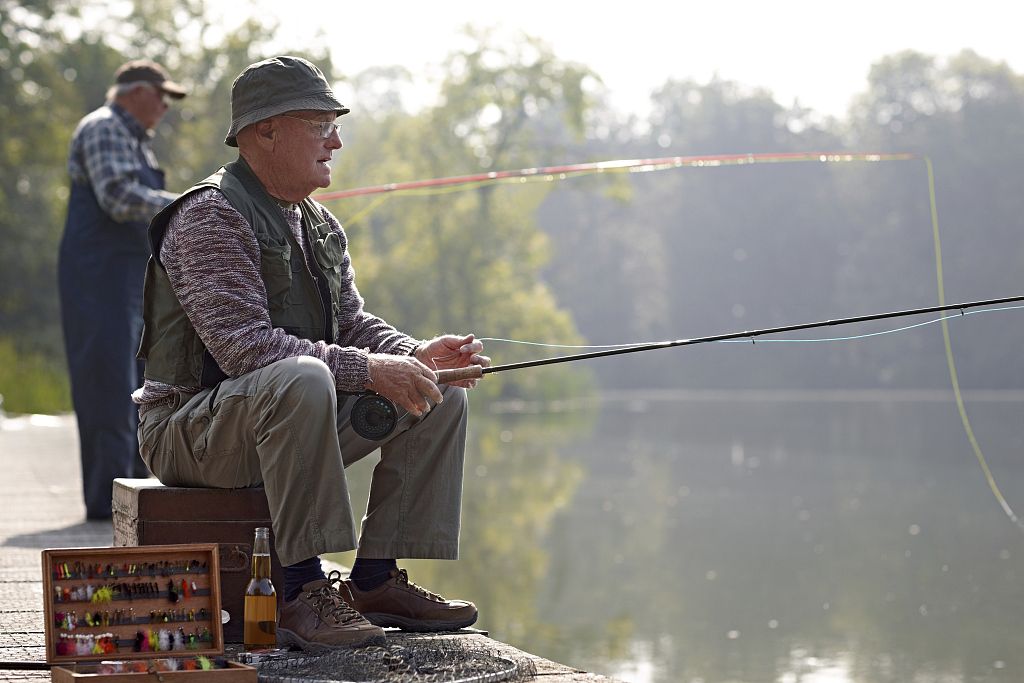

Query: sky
left=246, top=0, right=1024, bottom=120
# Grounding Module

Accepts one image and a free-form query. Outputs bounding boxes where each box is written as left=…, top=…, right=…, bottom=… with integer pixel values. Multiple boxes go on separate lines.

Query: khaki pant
left=138, top=356, right=467, bottom=566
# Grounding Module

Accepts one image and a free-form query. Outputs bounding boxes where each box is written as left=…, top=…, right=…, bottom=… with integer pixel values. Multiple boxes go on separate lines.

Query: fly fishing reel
left=349, top=365, right=486, bottom=441
left=350, top=393, right=399, bottom=441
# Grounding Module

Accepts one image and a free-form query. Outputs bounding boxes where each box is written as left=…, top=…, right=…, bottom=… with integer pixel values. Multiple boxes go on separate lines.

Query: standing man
left=134, top=56, right=489, bottom=651
left=59, top=60, right=187, bottom=519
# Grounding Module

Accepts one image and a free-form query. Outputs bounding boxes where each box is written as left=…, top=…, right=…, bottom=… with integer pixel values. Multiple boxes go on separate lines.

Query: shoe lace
left=394, top=568, right=445, bottom=602
left=307, top=570, right=363, bottom=625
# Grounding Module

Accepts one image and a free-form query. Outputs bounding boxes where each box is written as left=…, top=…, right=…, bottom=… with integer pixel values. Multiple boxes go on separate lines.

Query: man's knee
left=446, top=384, right=468, bottom=407
left=401, top=384, right=467, bottom=442
left=436, top=385, right=468, bottom=425
left=261, top=356, right=336, bottom=407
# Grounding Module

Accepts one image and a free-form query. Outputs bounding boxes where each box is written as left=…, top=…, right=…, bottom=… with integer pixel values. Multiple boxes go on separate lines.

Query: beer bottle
left=243, top=527, right=277, bottom=649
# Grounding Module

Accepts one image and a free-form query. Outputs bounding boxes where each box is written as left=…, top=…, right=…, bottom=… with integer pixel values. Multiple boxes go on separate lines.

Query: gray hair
left=105, top=80, right=156, bottom=104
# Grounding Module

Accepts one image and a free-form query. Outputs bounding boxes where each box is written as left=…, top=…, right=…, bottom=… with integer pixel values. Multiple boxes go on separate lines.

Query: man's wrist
left=362, top=353, right=377, bottom=390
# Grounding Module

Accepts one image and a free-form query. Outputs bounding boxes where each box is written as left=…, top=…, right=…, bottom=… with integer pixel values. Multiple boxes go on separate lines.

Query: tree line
left=2, top=0, right=1023, bottom=412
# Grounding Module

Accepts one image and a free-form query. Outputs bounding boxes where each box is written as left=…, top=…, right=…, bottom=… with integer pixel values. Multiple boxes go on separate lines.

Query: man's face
left=272, top=110, right=343, bottom=197
left=133, top=84, right=170, bottom=130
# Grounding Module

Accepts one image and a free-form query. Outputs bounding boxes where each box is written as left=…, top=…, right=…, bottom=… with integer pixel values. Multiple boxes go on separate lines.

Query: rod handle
left=436, top=365, right=485, bottom=384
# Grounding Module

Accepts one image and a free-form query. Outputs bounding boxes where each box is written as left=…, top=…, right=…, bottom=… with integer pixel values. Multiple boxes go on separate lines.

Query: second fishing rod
left=348, top=294, right=1024, bottom=440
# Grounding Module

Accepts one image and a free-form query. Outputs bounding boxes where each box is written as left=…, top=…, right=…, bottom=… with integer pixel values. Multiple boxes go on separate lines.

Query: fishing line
left=924, top=157, right=1024, bottom=533
left=317, top=152, right=914, bottom=227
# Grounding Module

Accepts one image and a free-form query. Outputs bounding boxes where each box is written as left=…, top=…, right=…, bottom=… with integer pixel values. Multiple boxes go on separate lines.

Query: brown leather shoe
left=277, top=570, right=385, bottom=651
left=341, top=568, right=478, bottom=632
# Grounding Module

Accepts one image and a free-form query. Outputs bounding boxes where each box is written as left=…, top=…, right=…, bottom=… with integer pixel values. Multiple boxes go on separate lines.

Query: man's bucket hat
left=225, top=55, right=349, bottom=147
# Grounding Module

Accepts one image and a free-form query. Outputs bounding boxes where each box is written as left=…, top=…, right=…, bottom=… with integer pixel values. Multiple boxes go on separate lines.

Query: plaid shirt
left=67, top=103, right=177, bottom=223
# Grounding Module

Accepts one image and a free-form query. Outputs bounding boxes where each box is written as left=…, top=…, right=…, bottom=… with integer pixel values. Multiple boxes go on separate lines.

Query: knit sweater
left=132, top=188, right=419, bottom=407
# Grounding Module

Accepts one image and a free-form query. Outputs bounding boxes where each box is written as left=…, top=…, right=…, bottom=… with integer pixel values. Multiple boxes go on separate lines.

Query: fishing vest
left=138, top=157, right=344, bottom=387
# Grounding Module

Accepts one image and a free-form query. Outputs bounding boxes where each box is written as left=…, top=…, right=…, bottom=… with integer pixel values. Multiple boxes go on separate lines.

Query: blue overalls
left=58, top=117, right=163, bottom=519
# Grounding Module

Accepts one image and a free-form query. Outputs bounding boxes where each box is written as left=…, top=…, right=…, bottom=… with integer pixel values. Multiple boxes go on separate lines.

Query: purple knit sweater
left=133, top=188, right=419, bottom=407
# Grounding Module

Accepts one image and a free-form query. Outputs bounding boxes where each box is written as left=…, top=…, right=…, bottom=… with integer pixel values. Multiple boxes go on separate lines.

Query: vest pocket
left=313, top=232, right=345, bottom=303
left=259, top=242, right=292, bottom=314
left=312, top=232, right=344, bottom=271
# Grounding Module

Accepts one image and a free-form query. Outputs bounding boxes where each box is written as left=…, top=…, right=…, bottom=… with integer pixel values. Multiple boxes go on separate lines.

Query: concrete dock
left=0, top=412, right=617, bottom=682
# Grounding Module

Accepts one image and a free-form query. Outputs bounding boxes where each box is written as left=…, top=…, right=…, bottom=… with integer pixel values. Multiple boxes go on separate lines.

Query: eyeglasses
left=278, top=115, right=342, bottom=139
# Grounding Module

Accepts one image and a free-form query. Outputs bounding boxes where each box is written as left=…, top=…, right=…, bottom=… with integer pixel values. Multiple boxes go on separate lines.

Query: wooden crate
left=112, top=478, right=283, bottom=643
left=42, top=544, right=256, bottom=682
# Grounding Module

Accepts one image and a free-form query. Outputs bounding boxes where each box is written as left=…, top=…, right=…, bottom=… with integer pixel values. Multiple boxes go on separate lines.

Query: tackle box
left=41, top=544, right=256, bottom=681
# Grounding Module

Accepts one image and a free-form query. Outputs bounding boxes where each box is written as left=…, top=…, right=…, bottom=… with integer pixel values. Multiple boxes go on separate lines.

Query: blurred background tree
left=330, top=28, right=597, bottom=401
left=541, top=50, right=1024, bottom=391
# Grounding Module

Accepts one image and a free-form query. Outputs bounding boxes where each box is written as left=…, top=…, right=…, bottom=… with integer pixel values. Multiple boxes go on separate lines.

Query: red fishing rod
left=349, top=294, right=1024, bottom=440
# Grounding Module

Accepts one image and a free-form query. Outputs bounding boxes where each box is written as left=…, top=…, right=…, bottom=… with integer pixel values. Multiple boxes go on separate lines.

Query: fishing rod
left=349, top=294, right=1024, bottom=440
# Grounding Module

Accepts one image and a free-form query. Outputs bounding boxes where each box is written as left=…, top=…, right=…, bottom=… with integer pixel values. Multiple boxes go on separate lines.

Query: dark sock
left=283, top=557, right=325, bottom=601
left=349, top=558, right=397, bottom=592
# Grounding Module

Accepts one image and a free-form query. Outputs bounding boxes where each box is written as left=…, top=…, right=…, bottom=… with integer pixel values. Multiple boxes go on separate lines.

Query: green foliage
left=0, top=0, right=100, bottom=358
left=331, top=30, right=599, bottom=400
left=3, top=4, right=592, bottom=410
left=437, top=27, right=596, bottom=170
left=0, top=1, right=334, bottom=411
left=0, top=336, right=70, bottom=414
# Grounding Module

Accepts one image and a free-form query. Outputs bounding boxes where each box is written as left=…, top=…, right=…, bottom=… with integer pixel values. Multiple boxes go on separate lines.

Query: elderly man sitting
left=133, top=56, right=489, bottom=651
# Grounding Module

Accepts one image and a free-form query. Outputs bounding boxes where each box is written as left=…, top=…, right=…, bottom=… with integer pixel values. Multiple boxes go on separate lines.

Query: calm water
left=330, top=391, right=1024, bottom=683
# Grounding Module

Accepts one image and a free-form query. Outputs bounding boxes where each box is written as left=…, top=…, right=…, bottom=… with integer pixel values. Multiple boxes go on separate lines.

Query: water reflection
left=330, top=393, right=1024, bottom=683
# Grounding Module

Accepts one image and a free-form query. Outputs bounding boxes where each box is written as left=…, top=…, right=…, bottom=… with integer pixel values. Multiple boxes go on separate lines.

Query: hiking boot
left=341, top=568, right=478, bottom=632
left=277, top=570, right=386, bottom=652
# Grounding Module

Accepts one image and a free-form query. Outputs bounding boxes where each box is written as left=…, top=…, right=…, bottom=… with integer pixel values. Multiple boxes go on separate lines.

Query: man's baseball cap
left=224, top=55, right=350, bottom=147
left=114, top=60, right=187, bottom=99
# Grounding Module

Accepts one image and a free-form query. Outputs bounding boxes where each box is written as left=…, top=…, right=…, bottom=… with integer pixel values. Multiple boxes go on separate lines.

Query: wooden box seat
left=112, top=478, right=284, bottom=643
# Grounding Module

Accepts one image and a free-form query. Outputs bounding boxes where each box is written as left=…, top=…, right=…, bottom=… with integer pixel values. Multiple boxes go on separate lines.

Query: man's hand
left=366, top=354, right=443, bottom=417
left=415, top=333, right=491, bottom=389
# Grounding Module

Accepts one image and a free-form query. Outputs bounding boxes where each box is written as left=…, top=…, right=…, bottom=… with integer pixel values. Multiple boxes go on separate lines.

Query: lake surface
left=330, top=391, right=1024, bottom=683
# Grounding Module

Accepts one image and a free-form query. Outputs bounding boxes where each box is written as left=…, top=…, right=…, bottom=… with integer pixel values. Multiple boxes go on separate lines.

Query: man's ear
left=253, top=119, right=277, bottom=150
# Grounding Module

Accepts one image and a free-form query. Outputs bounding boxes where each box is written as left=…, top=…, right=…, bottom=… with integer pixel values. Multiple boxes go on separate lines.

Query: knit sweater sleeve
left=161, top=189, right=416, bottom=392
